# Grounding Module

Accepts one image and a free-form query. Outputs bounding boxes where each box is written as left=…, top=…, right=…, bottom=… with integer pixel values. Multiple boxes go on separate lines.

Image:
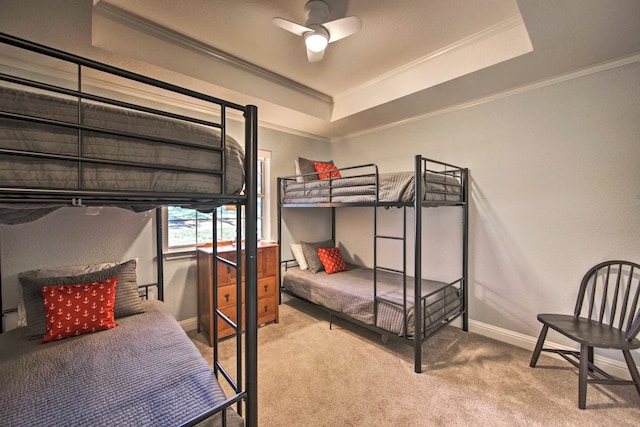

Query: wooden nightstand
left=196, top=242, right=279, bottom=346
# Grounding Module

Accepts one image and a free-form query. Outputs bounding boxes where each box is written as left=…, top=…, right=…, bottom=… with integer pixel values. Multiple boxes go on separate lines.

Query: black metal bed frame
left=0, top=33, right=258, bottom=427
left=277, top=155, right=469, bottom=373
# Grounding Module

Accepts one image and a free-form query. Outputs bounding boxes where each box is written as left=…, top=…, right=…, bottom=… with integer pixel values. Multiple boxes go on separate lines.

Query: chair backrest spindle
left=609, top=263, right=623, bottom=326
left=627, top=310, right=640, bottom=342
left=617, top=264, right=633, bottom=330
left=624, top=267, right=640, bottom=332
left=597, top=264, right=611, bottom=323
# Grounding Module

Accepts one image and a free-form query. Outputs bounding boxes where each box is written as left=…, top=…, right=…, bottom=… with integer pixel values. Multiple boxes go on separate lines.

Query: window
left=165, top=150, right=270, bottom=251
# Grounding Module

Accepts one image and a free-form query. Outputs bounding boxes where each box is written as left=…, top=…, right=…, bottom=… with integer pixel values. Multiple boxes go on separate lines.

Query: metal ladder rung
left=376, top=266, right=403, bottom=274
left=376, top=234, right=403, bottom=240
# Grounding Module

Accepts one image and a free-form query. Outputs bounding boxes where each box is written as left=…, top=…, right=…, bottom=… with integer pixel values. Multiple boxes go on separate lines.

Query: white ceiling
left=91, top=0, right=640, bottom=141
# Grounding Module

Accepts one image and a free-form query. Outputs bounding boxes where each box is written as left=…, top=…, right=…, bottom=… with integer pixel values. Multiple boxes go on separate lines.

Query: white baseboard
left=179, top=317, right=198, bottom=332
left=468, top=319, right=633, bottom=380
left=179, top=312, right=634, bottom=379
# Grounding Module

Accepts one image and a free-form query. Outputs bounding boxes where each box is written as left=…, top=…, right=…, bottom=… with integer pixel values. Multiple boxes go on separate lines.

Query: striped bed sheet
left=282, top=264, right=461, bottom=338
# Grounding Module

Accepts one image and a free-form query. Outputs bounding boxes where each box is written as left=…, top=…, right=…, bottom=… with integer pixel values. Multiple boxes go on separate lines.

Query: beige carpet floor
left=189, top=297, right=640, bottom=426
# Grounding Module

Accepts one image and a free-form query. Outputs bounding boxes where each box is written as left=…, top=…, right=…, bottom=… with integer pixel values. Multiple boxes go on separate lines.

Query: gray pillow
left=19, top=259, right=143, bottom=338
left=301, top=239, right=335, bottom=273
left=297, top=157, right=334, bottom=182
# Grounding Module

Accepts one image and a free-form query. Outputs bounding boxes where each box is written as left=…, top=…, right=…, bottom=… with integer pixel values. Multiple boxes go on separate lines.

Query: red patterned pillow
left=40, top=278, right=119, bottom=344
left=317, top=247, right=348, bottom=274
left=313, top=162, right=342, bottom=180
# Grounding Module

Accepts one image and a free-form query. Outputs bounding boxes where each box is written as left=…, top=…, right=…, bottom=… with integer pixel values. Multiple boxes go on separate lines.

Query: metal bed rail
left=419, top=278, right=464, bottom=340
left=421, top=157, right=465, bottom=206
left=279, top=159, right=465, bottom=208
left=180, top=391, right=247, bottom=427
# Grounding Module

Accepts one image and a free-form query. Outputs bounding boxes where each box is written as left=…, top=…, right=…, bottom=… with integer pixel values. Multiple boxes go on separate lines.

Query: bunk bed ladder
left=373, top=205, right=409, bottom=339
left=211, top=205, right=246, bottom=419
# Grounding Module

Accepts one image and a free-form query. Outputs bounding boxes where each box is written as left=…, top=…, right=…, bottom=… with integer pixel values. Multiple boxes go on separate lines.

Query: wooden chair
left=530, top=260, right=640, bottom=409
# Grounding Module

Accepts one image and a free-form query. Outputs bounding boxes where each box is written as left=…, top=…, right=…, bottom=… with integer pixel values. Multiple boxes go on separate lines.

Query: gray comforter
left=0, top=86, right=245, bottom=224
left=283, top=265, right=462, bottom=337
left=0, top=300, right=243, bottom=427
left=281, top=171, right=461, bottom=204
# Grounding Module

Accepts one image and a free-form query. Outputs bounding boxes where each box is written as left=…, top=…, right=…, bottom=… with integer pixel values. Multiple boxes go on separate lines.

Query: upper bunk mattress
left=0, top=300, right=242, bottom=427
left=0, top=87, right=244, bottom=211
left=281, top=171, right=461, bottom=205
left=282, top=264, right=462, bottom=338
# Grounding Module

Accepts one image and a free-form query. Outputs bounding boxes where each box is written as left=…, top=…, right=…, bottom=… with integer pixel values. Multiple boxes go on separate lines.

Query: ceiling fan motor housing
left=305, top=1, right=330, bottom=26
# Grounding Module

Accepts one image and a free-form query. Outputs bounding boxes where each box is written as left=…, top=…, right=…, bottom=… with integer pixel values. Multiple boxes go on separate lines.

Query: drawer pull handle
left=227, top=266, right=232, bottom=274
left=224, top=294, right=230, bottom=303
left=264, top=284, right=269, bottom=293
left=264, top=305, right=269, bottom=313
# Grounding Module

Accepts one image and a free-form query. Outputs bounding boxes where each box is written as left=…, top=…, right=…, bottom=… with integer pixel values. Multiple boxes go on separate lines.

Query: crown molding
left=332, top=51, right=640, bottom=143
left=330, top=14, right=532, bottom=121
left=340, top=14, right=527, bottom=99
left=92, top=1, right=332, bottom=104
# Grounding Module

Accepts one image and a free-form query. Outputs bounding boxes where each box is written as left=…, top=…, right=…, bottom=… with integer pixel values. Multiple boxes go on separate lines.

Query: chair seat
left=538, top=313, right=640, bottom=350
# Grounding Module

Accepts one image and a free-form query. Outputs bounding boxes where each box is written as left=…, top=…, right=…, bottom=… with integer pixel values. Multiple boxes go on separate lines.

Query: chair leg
left=622, top=350, right=640, bottom=398
left=578, top=343, right=590, bottom=409
left=530, top=325, right=549, bottom=367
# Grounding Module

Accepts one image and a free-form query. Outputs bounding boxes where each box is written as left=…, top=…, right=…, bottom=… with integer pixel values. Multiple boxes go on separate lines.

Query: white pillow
left=294, top=159, right=304, bottom=183
left=16, top=287, right=27, bottom=327
left=290, top=243, right=308, bottom=270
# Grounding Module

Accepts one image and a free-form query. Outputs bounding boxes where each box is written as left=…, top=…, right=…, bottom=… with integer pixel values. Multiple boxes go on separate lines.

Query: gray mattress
left=0, top=86, right=245, bottom=224
left=281, top=171, right=461, bottom=205
left=0, top=300, right=243, bottom=427
left=282, top=264, right=462, bottom=338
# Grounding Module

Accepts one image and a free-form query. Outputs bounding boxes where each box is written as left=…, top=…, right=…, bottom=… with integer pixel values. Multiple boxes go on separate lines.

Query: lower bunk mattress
left=282, top=265, right=462, bottom=338
left=0, top=300, right=242, bottom=427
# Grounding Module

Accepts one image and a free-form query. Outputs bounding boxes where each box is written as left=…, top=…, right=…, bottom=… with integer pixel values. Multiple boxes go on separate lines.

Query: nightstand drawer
left=257, top=277, right=277, bottom=299
left=258, top=297, right=277, bottom=325
left=217, top=283, right=244, bottom=308
left=217, top=252, right=243, bottom=285
left=258, top=246, right=277, bottom=278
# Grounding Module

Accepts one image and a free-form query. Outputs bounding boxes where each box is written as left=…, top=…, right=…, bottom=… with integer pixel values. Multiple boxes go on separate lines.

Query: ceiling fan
left=272, top=0, right=362, bottom=63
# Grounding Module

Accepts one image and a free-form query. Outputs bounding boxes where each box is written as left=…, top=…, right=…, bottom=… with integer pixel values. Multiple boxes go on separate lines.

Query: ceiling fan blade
left=307, top=47, right=325, bottom=63
left=324, top=16, right=362, bottom=43
left=272, top=17, right=312, bottom=37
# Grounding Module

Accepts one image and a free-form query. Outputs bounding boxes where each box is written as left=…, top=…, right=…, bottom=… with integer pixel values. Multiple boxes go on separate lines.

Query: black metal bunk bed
left=277, top=155, right=468, bottom=373
left=0, top=33, right=258, bottom=426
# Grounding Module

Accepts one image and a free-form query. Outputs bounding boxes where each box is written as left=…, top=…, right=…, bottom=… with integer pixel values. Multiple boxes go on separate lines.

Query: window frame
left=162, top=149, right=270, bottom=255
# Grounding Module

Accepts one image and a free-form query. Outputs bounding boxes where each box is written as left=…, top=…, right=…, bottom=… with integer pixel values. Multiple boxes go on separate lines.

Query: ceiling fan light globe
left=305, top=33, right=328, bottom=52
